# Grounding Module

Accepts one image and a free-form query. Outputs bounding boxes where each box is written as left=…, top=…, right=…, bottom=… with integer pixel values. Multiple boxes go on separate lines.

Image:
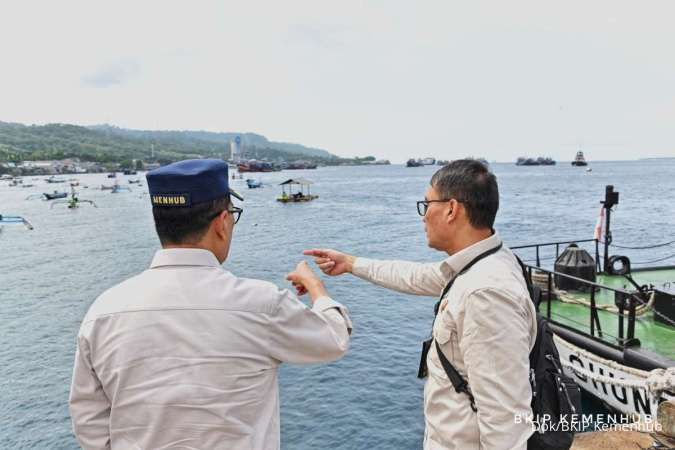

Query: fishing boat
left=237, top=160, right=280, bottom=173
left=572, top=151, right=588, bottom=166
left=514, top=186, right=674, bottom=419
left=277, top=178, right=318, bottom=203
left=51, top=186, right=97, bottom=209
left=44, top=191, right=68, bottom=200
left=0, top=214, right=34, bottom=230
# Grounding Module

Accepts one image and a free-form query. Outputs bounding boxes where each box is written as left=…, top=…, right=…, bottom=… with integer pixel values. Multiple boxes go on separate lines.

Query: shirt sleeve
left=69, top=333, right=112, bottom=450
left=267, top=289, right=352, bottom=364
left=459, top=288, right=534, bottom=450
left=352, top=257, right=448, bottom=297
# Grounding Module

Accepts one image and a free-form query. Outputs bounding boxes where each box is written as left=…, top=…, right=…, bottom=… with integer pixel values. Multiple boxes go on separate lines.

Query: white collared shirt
left=69, top=248, right=352, bottom=450
left=353, top=232, right=536, bottom=450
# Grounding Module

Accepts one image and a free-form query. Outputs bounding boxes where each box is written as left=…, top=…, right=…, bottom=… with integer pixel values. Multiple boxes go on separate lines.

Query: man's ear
left=446, top=199, right=458, bottom=222
left=213, top=210, right=229, bottom=239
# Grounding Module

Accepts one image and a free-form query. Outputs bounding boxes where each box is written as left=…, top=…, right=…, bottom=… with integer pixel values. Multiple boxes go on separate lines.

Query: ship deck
left=542, top=267, right=675, bottom=360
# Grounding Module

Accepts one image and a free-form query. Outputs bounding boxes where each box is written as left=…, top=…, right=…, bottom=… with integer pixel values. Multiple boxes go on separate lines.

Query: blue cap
left=146, top=159, right=243, bottom=207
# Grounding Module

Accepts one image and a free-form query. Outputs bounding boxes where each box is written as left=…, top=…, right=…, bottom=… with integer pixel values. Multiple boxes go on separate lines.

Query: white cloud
left=81, top=59, right=141, bottom=88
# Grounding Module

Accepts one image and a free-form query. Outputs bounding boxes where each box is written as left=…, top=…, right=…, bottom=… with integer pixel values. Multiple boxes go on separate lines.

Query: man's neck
left=162, top=242, right=226, bottom=264
left=445, top=227, right=494, bottom=255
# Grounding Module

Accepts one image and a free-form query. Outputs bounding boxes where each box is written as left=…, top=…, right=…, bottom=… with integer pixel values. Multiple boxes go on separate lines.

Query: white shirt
left=69, top=248, right=352, bottom=450
left=352, top=232, right=536, bottom=450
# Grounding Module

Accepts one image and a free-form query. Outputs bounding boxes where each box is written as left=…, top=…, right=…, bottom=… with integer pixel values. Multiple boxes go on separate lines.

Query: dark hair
left=430, top=159, right=499, bottom=229
left=152, top=196, right=230, bottom=245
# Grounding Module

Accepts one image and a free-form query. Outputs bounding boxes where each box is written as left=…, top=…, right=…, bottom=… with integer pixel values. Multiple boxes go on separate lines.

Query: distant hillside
left=0, top=121, right=340, bottom=164
left=89, top=125, right=333, bottom=159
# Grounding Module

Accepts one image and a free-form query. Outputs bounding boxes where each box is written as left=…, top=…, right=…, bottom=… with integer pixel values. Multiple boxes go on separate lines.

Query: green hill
left=0, top=121, right=344, bottom=165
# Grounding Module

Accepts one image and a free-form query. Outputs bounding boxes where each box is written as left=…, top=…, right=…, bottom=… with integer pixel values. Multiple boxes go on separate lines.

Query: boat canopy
left=279, top=178, right=314, bottom=186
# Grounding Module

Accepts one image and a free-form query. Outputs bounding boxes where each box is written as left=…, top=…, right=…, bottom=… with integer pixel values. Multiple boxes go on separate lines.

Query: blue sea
left=1, top=160, right=675, bottom=449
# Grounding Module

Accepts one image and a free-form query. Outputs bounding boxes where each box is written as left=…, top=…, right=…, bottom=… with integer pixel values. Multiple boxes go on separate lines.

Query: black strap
left=433, top=243, right=503, bottom=317
left=435, top=341, right=478, bottom=412
left=428, top=243, right=503, bottom=412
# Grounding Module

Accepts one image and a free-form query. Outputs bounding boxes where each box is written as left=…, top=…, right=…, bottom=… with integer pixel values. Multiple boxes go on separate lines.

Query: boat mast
left=601, top=185, right=619, bottom=273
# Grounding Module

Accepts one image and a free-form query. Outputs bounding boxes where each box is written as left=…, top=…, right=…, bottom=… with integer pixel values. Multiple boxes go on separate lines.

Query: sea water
left=1, top=160, right=674, bottom=449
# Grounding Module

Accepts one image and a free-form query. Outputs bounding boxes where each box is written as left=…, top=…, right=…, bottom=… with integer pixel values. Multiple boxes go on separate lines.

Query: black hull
left=549, top=321, right=674, bottom=371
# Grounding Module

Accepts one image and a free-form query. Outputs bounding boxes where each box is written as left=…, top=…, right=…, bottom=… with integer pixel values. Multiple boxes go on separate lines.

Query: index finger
left=303, top=249, right=328, bottom=257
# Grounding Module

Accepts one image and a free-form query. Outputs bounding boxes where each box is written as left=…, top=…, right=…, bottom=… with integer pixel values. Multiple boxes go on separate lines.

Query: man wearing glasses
left=306, top=159, right=536, bottom=450
left=69, top=159, right=352, bottom=450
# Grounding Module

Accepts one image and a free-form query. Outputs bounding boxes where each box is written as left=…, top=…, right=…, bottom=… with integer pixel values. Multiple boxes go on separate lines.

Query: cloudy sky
left=1, top=0, right=674, bottom=162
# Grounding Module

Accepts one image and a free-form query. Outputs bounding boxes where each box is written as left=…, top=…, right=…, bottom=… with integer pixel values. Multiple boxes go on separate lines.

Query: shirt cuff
left=351, top=257, right=374, bottom=279
left=312, top=296, right=353, bottom=332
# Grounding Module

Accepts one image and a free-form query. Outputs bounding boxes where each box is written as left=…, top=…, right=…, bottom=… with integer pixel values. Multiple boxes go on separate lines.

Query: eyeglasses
left=209, top=206, right=243, bottom=224
left=416, top=199, right=451, bottom=216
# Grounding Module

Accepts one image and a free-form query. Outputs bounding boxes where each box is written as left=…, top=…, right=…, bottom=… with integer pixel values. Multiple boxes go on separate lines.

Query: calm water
left=1, top=160, right=675, bottom=449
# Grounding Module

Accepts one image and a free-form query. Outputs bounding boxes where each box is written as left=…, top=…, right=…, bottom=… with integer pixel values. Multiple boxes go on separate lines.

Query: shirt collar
left=149, top=248, right=221, bottom=269
left=440, top=230, right=502, bottom=278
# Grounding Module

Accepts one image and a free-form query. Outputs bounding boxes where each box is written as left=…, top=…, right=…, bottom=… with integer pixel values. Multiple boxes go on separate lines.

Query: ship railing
left=511, top=238, right=601, bottom=272
left=520, top=263, right=643, bottom=350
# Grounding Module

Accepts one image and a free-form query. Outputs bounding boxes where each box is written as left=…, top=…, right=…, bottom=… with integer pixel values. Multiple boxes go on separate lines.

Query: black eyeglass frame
left=416, top=199, right=453, bottom=216
left=208, top=206, right=243, bottom=224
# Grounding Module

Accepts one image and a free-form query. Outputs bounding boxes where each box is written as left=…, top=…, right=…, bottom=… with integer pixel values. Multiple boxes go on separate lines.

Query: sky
left=1, top=0, right=674, bottom=163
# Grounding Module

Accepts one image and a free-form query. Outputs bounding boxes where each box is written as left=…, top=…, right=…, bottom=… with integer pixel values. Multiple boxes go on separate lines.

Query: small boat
left=406, top=159, right=424, bottom=167
left=420, top=157, right=436, bottom=165
left=0, top=214, right=34, bottom=230
left=436, top=160, right=451, bottom=166
left=246, top=179, right=263, bottom=189
left=277, top=178, right=318, bottom=203
left=111, top=184, right=131, bottom=193
left=43, top=191, right=68, bottom=200
left=45, top=176, right=67, bottom=183
left=128, top=178, right=141, bottom=184
left=571, top=150, right=588, bottom=166
left=107, top=172, right=117, bottom=178
left=123, top=169, right=137, bottom=175
left=51, top=186, right=97, bottom=209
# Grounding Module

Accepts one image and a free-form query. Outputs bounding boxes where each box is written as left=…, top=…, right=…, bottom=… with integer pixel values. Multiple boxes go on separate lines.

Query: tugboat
left=571, top=150, right=588, bottom=166
left=514, top=186, right=674, bottom=419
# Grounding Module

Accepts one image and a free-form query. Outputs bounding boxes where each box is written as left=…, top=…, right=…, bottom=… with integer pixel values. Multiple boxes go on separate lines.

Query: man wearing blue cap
left=69, top=159, right=352, bottom=450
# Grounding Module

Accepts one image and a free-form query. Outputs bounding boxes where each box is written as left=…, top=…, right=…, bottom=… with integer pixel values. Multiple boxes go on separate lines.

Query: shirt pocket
left=431, top=312, right=461, bottom=372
